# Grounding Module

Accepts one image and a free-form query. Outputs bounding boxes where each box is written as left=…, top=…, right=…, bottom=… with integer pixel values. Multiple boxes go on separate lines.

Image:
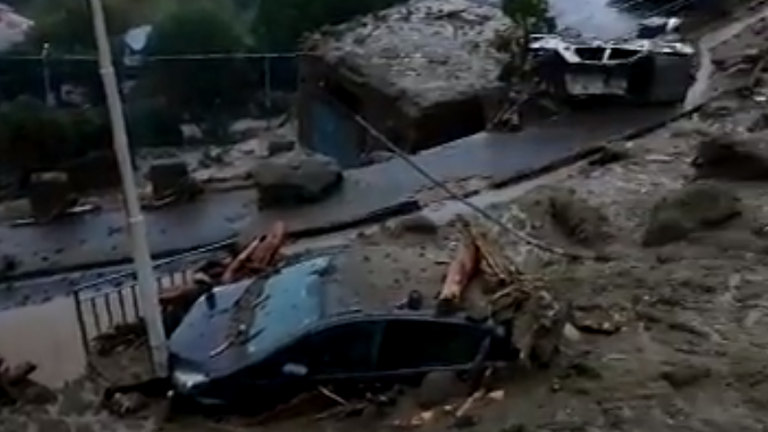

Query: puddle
left=0, top=296, right=87, bottom=388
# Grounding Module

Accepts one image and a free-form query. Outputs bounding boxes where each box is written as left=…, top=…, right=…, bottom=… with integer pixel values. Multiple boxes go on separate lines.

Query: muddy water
left=0, top=296, right=87, bottom=387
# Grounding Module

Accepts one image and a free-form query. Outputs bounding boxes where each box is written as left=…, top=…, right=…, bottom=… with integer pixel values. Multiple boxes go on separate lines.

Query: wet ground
left=0, top=105, right=678, bottom=286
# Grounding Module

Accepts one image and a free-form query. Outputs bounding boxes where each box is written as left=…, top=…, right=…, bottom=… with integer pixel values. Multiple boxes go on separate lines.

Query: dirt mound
left=507, top=185, right=613, bottom=249
left=692, top=132, right=768, bottom=180
left=642, top=181, right=741, bottom=247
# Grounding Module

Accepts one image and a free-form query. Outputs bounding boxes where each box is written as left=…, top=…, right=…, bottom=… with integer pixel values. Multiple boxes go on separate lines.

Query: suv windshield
left=244, top=256, right=329, bottom=360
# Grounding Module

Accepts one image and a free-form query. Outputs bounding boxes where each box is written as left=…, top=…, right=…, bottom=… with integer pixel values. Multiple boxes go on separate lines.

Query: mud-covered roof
left=308, top=0, right=509, bottom=113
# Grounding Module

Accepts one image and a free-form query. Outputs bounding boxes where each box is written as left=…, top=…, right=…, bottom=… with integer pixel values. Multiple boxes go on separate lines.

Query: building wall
left=298, top=55, right=495, bottom=165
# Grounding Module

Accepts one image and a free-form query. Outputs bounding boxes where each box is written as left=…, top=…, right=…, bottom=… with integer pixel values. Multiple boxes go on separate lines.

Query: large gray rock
left=642, top=182, right=741, bottom=247
left=692, top=133, right=768, bottom=181
left=250, top=149, right=344, bottom=208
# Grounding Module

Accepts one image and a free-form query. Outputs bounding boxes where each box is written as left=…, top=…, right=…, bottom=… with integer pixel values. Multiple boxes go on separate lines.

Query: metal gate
left=309, top=99, right=361, bottom=168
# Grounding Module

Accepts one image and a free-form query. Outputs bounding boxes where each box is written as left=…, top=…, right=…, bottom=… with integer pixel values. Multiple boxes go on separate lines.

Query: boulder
left=642, top=182, right=741, bottom=247
left=147, top=158, right=201, bottom=202
left=250, top=149, right=343, bottom=209
left=692, top=133, right=768, bottom=180
left=26, top=171, right=76, bottom=222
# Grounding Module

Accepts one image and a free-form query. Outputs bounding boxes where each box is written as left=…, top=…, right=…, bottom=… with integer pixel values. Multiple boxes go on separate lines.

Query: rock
left=250, top=149, right=343, bottom=208
left=0, top=254, right=19, bottom=277
left=33, top=418, right=70, bottom=432
left=147, top=158, right=201, bottom=202
left=588, top=146, right=631, bottom=167
left=265, top=139, right=296, bottom=157
left=511, top=185, right=612, bottom=248
left=642, top=182, right=741, bottom=247
left=228, top=118, right=262, bottom=141
left=692, top=133, right=768, bottom=180
left=747, top=111, right=768, bottom=132
left=361, top=150, right=396, bottom=165
left=389, top=214, right=439, bottom=236
left=698, top=98, right=741, bottom=120
left=545, top=186, right=612, bottom=247
left=26, top=171, right=76, bottom=222
left=453, top=414, right=479, bottom=429
left=660, top=364, right=711, bottom=388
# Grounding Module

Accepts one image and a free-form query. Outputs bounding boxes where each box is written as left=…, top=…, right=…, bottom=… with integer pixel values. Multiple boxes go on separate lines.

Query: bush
left=0, top=96, right=111, bottom=174
left=250, top=0, right=407, bottom=52
left=124, top=99, right=184, bottom=148
left=141, top=3, right=253, bottom=119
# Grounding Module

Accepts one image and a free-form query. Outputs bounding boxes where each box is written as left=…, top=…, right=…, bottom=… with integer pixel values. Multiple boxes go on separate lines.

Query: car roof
left=316, top=245, right=442, bottom=317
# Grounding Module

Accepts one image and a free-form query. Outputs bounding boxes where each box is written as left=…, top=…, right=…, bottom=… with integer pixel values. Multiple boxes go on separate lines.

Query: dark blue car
left=168, top=253, right=515, bottom=411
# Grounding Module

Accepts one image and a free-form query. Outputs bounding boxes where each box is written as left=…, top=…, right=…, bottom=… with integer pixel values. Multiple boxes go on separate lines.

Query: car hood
left=168, top=255, right=330, bottom=378
left=168, top=278, right=251, bottom=375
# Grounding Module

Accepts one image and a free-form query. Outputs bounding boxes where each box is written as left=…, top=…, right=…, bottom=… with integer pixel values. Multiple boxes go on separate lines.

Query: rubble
left=250, top=148, right=344, bottom=209
left=307, top=0, right=508, bottom=112
left=0, top=356, right=55, bottom=406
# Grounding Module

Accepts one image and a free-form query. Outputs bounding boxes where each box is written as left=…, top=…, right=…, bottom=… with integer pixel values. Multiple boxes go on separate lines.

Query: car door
left=375, top=318, right=489, bottom=377
left=301, top=320, right=384, bottom=383
left=219, top=339, right=317, bottom=411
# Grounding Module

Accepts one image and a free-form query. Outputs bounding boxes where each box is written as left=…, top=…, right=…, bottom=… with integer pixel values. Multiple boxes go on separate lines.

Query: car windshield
left=243, top=256, right=329, bottom=360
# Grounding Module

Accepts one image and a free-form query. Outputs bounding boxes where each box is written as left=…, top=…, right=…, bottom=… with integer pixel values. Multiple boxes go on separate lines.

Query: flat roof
left=308, top=0, right=509, bottom=114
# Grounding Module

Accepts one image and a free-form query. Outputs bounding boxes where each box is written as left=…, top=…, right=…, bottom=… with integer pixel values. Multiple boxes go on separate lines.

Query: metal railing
left=71, top=243, right=228, bottom=355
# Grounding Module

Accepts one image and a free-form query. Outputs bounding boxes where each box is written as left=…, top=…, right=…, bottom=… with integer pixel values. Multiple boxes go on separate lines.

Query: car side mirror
left=281, top=363, right=308, bottom=377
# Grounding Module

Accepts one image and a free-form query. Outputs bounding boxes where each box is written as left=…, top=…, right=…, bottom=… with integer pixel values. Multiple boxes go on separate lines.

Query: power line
left=0, top=0, right=698, bottom=63
left=351, top=113, right=592, bottom=259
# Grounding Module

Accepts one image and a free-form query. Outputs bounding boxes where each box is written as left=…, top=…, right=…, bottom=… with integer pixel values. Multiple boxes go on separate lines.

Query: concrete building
left=298, top=0, right=509, bottom=167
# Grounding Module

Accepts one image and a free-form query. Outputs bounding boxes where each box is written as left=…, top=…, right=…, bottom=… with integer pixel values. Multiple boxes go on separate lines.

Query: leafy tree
left=22, top=0, right=135, bottom=54
left=500, top=0, right=553, bottom=74
left=501, top=0, right=551, bottom=33
left=251, top=0, right=406, bottom=52
left=142, top=2, right=253, bottom=120
left=0, top=96, right=111, bottom=174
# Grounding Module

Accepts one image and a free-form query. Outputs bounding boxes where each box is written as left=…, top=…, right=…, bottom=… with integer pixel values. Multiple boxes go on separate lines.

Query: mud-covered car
left=168, top=252, right=516, bottom=412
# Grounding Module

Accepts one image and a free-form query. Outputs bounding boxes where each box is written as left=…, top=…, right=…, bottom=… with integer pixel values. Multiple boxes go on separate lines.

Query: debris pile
left=452, top=217, right=571, bottom=368
left=0, top=356, right=54, bottom=407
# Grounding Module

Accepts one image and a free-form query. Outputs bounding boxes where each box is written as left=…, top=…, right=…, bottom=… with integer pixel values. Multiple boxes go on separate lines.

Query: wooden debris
left=0, top=356, right=40, bottom=404
left=222, top=221, right=286, bottom=284
left=438, top=219, right=480, bottom=306
left=458, top=217, right=570, bottom=369
left=317, top=385, right=347, bottom=406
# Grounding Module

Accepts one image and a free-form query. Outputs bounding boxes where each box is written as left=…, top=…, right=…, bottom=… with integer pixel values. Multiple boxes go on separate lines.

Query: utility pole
left=41, top=42, right=55, bottom=107
left=88, top=0, right=168, bottom=376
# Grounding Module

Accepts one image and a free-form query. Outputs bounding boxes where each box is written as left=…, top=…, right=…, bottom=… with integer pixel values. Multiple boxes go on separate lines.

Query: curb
left=3, top=100, right=716, bottom=286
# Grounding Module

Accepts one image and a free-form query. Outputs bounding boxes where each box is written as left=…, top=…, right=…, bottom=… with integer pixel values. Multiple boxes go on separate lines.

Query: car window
left=242, top=339, right=313, bottom=382
left=377, top=319, right=485, bottom=371
left=304, top=322, right=381, bottom=376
